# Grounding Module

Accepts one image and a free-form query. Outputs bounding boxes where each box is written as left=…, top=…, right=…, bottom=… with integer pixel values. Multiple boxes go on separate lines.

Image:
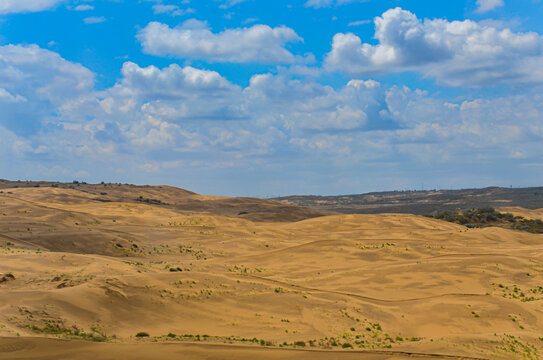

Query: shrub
left=136, top=332, right=150, bottom=338
left=0, top=273, right=15, bottom=283
left=342, top=343, right=353, bottom=348
left=429, top=207, right=543, bottom=233
left=294, top=341, right=306, bottom=347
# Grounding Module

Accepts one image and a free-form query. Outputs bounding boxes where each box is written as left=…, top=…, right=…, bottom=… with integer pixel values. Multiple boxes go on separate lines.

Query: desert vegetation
left=426, top=207, right=543, bottom=233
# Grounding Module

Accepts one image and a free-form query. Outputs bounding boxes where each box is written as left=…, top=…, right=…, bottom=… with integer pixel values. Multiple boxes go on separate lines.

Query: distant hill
left=0, top=179, right=332, bottom=222
left=273, top=186, right=543, bottom=215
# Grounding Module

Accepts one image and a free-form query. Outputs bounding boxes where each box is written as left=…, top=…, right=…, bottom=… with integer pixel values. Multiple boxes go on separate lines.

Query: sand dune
left=498, top=207, right=543, bottom=220
left=1, top=186, right=543, bottom=359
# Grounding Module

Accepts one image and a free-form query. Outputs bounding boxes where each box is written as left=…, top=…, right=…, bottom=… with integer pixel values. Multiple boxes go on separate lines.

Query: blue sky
left=1, top=0, right=543, bottom=196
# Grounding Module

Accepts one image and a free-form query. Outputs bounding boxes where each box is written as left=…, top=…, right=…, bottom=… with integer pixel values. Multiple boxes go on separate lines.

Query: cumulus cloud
left=245, top=74, right=386, bottom=131
left=0, top=44, right=94, bottom=135
left=105, top=62, right=246, bottom=124
left=475, top=0, right=505, bottom=13
left=105, top=63, right=543, bottom=169
left=97, top=63, right=387, bottom=136
left=0, top=0, right=64, bottom=14
left=117, top=62, right=237, bottom=97
left=325, top=7, right=543, bottom=87
left=3, top=43, right=543, bottom=193
left=137, top=20, right=303, bottom=64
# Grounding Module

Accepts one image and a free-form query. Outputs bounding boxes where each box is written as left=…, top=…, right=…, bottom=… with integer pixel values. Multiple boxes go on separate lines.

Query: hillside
left=274, top=187, right=543, bottom=215
left=1, top=184, right=543, bottom=359
left=0, top=179, right=332, bottom=223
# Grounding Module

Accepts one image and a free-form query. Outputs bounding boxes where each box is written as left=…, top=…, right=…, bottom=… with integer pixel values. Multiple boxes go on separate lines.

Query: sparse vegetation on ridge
left=28, top=323, right=109, bottom=342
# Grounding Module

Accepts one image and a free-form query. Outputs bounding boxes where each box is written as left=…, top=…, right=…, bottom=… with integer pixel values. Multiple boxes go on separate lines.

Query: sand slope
left=0, top=338, right=492, bottom=360
left=1, top=187, right=543, bottom=359
left=498, top=207, right=543, bottom=220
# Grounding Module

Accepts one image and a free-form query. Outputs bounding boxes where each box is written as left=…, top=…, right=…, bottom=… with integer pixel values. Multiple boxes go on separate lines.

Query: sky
left=1, top=0, right=543, bottom=197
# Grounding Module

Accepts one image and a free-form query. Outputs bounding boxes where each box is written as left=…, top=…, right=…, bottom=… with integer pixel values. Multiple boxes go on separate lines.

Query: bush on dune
left=427, top=207, right=543, bottom=233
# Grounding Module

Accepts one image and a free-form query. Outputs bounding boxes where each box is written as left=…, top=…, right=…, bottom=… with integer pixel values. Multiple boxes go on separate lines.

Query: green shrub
left=136, top=332, right=150, bottom=338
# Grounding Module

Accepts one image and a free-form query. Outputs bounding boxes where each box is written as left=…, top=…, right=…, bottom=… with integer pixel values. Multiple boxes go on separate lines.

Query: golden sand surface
left=1, top=187, right=542, bottom=359
left=498, top=207, right=543, bottom=220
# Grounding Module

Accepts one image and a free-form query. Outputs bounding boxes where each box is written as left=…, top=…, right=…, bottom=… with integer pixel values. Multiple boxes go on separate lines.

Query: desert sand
left=498, top=207, right=543, bottom=221
left=1, top=184, right=542, bottom=359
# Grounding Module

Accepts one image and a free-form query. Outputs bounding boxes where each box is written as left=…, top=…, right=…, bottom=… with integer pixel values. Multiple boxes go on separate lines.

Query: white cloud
left=109, top=62, right=246, bottom=125
left=0, top=0, right=64, bottom=14
left=0, top=88, right=27, bottom=103
left=242, top=18, right=258, bottom=24
left=152, top=4, right=194, bottom=16
left=48, top=57, right=543, bottom=162
left=131, top=121, right=178, bottom=148
left=84, top=16, right=106, bottom=24
left=0, top=44, right=94, bottom=132
left=245, top=73, right=380, bottom=131
left=152, top=4, right=176, bottom=14
left=0, top=125, right=29, bottom=157
left=0, top=45, right=94, bottom=104
left=476, top=0, right=505, bottom=13
left=139, top=163, right=160, bottom=173
left=137, top=20, right=303, bottom=64
left=325, top=7, right=543, bottom=87
left=348, top=20, right=371, bottom=26
left=73, top=4, right=94, bottom=11
left=117, top=62, right=237, bottom=97
left=218, top=0, right=249, bottom=9
left=305, top=0, right=367, bottom=9
left=305, top=0, right=333, bottom=7
left=2, top=43, right=543, bottom=193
